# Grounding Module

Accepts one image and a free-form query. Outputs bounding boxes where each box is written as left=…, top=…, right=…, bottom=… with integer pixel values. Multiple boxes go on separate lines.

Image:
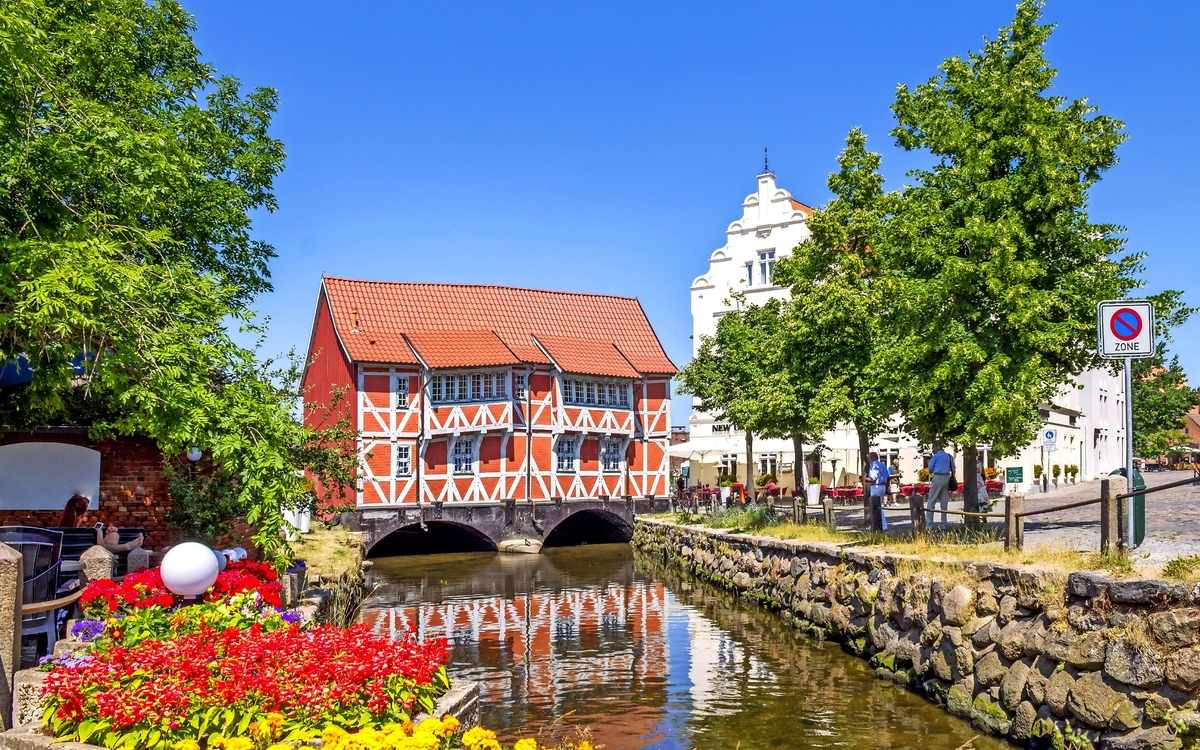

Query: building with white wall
left=674, top=168, right=1127, bottom=494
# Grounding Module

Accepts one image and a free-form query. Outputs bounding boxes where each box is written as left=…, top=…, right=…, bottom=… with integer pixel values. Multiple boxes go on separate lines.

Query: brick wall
left=0, top=430, right=174, bottom=551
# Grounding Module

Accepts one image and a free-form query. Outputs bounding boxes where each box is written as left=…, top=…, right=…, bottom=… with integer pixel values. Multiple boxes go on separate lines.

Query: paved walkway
left=838, top=470, right=1200, bottom=572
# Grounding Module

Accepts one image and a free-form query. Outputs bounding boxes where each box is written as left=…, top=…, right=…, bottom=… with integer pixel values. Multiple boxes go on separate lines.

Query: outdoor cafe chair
left=0, top=526, right=66, bottom=658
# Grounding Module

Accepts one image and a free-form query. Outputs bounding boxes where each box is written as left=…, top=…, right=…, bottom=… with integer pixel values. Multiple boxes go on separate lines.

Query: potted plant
left=983, top=467, right=998, bottom=481
left=1052, top=464, right=1061, bottom=486
left=917, top=468, right=931, bottom=483
left=807, top=476, right=821, bottom=505
left=1034, top=464, right=1043, bottom=480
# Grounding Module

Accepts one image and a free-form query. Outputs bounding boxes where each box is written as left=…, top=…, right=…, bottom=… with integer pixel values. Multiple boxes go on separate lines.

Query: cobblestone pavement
left=856, top=470, right=1200, bottom=573
left=1020, top=470, right=1200, bottom=568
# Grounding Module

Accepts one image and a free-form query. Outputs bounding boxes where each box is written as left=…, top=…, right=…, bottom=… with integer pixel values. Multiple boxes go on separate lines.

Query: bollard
left=79, top=545, right=116, bottom=585
left=127, top=548, right=152, bottom=575
left=0, top=543, right=22, bottom=729
left=1100, top=479, right=1117, bottom=554
left=1004, top=493, right=1024, bottom=551
left=1109, top=475, right=1129, bottom=552
left=909, top=494, right=927, bottom=535
left=821, top=496, right=835, bottom=527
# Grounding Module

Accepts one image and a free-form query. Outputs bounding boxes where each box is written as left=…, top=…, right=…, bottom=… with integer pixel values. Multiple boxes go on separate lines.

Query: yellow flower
left=440, top=715, right=460, bottom=735
left=173, top=740, right=200, bottom=750
left=513, top=739, right=538, bottom=750
left=461, top=726, right=500, bottom=750
left=207, top=737, right=225, bottom=750
left=224, top=738, right=254, bottom=750
left=576, top=742, right=593, bottom=750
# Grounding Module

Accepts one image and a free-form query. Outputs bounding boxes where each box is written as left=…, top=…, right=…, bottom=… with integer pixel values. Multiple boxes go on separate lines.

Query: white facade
left=678, top=170, right=1128, bottom=494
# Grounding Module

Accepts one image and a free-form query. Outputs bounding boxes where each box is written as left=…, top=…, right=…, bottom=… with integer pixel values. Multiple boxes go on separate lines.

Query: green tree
left=1130, top=291, right=1200, bottom=458
left=0, top=0, right=355, bottom=556
left=775, top=129, right=895, bottom=499
left=677, top=296, right=821, bottom=493
left=882, top=0, right=1140, bottom=514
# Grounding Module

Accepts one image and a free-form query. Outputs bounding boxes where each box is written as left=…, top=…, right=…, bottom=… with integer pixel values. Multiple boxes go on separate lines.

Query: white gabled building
left=677, top=169, right=1127, bottom=494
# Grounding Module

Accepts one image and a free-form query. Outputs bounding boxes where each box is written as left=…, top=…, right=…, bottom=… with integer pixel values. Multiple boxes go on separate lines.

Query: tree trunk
left=963, top=443, right=983, bottom=531
left=745, top=432, right=756, bottom=502
left=855, top=421, right=872, bottom=528
left=792, top=434, right=807, bottom=489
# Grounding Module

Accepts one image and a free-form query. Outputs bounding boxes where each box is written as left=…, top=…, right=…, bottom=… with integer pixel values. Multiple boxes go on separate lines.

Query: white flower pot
left=807, top=484, right=822, bottom=506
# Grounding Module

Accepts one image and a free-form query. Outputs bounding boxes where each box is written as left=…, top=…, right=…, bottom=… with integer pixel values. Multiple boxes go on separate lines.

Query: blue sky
left=189, top=1, right=1200, bottom=426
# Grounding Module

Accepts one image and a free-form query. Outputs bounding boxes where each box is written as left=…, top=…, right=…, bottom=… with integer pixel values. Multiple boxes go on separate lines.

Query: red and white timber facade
left=303, top=278, right=677, bottom=508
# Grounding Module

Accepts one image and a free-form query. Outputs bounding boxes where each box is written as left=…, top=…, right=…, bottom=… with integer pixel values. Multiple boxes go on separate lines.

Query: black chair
left=55, top=526, right=146, bottom=586
left=0, top=527, right=64, bottom=657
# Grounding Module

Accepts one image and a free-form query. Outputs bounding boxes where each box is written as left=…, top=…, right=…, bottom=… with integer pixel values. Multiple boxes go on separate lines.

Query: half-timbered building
left=303, top=278, right=676, bottom=508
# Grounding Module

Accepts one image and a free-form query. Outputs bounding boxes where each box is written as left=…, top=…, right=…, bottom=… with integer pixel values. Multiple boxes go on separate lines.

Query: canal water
left=362, top=544, right=1006, bottom=750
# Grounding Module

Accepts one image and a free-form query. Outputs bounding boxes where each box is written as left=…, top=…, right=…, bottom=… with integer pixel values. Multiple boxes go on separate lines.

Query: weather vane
left=761, top=147, right=771, bottom=175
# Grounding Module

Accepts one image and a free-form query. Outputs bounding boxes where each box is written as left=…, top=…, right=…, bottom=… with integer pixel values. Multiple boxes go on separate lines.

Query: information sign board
left=1005, top=466, right=1023, bottom=484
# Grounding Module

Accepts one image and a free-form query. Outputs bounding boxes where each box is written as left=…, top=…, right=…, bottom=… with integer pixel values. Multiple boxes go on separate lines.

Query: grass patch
left=1162, top=555, right=1200, bottom=583
left=655, top=512, right=1147, bottom=577
left=291, top=524, right=365, bottom=579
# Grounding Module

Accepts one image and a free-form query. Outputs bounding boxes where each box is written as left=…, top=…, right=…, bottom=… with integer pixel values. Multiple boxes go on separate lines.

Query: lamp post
left=186, top=447, right=202, bottom=481
left=160, top=542, right=220, bottom=601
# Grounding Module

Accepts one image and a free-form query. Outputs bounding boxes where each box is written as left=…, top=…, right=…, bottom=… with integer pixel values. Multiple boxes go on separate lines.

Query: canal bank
left=362, top=544, right=1008, bottom=749
left=632, top=518, right=1200, bottom=750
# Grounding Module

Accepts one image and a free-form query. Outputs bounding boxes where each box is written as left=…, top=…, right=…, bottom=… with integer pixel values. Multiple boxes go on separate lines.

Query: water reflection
left=363, top=545, right=1004, bottom=750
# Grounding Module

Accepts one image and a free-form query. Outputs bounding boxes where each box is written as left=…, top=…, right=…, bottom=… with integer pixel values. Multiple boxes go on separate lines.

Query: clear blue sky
left=189, top=0, right=1200, bottom=426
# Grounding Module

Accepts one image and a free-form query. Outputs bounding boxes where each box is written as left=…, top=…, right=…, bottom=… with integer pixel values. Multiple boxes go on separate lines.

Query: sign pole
left=1124, top=356, right=1135, bottom=549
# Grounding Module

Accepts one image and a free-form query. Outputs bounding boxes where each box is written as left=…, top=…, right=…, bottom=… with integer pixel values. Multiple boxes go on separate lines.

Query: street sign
left=1097, top=300, right=1156, bottom=359
left=681, top=466, right=690, bottom=478
left=1005, top=466, right=1023, bottom=484
left=1043, top=428, right=1057, bottom=453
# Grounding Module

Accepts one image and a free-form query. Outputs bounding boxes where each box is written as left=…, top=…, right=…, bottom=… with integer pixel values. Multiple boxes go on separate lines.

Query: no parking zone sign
left=1097, top=301, right=1155, bottom=359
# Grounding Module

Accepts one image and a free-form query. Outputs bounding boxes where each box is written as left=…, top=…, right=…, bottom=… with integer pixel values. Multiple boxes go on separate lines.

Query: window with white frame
left=759, top=250, right=775, bottom=285
left=562, top=378, right=630, bottom=408
left=601, top=440, right=623, bottom=472
left=719, top=453, right=738, bottom=476
left=759, top=453, right=778, bottom=477
left=556, top=438, right=577, bottom=472
left=513, top=373, right=526, bottom=399
left=394, top=444, right=411, bottom=477
left=744, top=262, right=753, bottom=287
left=452, top=439, right=474, bottom=474
left=430, top=372, right=508, bottom=403
left=395, top=377, right=409, bottom=408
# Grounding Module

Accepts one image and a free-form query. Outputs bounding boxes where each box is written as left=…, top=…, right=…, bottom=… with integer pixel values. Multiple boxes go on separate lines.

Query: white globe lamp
left=161, top=542, right=221, bottom=598
left=232, top=547, right=248, bottom=562
left=211, top=547, right=228, bottom=572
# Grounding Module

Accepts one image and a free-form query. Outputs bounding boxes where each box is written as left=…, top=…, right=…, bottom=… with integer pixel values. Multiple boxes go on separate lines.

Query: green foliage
left=881, top=0, right=1138, bottom=455
left=162, top=459, right=242, bottom=546
left=1132, top=353, right=1200, bottom=457
left=1034, top=464, right=1044, bottom=478
left=1162, top=555, right=1200, bottom=581
left=701, top=505, right=780, bottom=532
left=774, top=128, right=895, bottom=460
left=0, top=0, right=357, bottom=555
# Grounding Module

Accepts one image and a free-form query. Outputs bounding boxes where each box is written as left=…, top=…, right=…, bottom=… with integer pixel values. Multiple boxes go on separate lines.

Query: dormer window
left=430, top=372, right=508, bottom=403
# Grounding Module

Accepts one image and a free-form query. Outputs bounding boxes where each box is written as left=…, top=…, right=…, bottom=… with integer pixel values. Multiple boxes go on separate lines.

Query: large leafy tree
left=775, top=128, right=895, bottom=494
left=677, top=297, right=820, bottom=492
left=0, top=0, right=355, bottom=555
left=881, top=0, right=1140, bottom=513
left=1130, top=291, right=1200, bottom=457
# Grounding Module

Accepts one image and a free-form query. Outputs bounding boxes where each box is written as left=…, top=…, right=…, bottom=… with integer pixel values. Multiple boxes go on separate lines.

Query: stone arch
left=541, top=508, right=634, bottom=548
left=367, top=520, right=499, bottom=558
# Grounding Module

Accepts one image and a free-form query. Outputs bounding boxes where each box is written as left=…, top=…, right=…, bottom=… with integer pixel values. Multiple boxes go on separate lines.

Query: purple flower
left=38, top=649, right=95, bottom=671
left=70, top=618, right=105, bottom=643
left=280, top=610, right=301, bottom=624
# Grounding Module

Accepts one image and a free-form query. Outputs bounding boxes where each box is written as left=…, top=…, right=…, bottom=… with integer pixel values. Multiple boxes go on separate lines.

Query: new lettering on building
left=302, top=278, right=676, bottom=506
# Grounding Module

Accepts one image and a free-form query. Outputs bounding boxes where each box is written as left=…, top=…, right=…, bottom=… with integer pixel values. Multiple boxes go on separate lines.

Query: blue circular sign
left=1111, top=308, right=1143, bottom=342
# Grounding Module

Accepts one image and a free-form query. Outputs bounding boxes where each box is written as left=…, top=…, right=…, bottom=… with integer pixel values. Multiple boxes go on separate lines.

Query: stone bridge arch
left=350, top=499, right=649, bottom=557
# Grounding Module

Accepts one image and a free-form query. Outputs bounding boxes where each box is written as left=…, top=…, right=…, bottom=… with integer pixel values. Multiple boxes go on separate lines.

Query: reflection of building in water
left=362, top=582, right=668, bottom=720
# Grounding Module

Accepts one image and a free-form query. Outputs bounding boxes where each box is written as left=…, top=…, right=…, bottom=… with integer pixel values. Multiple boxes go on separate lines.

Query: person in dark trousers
left=926, top=441, right=956, bottom=528
left=867, top=452, right=889, bottom=532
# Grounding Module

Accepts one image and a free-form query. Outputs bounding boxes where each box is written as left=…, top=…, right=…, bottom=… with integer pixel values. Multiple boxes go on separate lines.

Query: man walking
left=926, top=440, right=955, bottom=528
left=867, top=452, right=889, bottom=532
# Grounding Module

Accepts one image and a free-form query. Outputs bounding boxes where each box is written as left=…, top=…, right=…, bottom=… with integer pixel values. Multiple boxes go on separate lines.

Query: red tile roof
left=533, top=334, right=641, bottom=379
left=321, top=278, right=676, bottom=377
left=402, top=330, right=520, bottom=369
left=790, top=199, right=814, bottom=214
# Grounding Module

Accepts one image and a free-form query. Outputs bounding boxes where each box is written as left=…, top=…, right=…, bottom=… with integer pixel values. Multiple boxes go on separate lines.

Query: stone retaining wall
left=633, top=519, right=1200, bottom=750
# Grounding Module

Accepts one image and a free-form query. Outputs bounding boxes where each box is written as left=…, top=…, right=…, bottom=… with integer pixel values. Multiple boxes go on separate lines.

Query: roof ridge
left=322, top=276, right=640, bottom=302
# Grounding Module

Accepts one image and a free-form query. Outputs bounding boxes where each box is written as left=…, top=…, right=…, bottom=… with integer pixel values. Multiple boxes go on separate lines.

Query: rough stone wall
left=0, top=431, right=174, bottom=550
left=634, top=519, right=1200, bottom=750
